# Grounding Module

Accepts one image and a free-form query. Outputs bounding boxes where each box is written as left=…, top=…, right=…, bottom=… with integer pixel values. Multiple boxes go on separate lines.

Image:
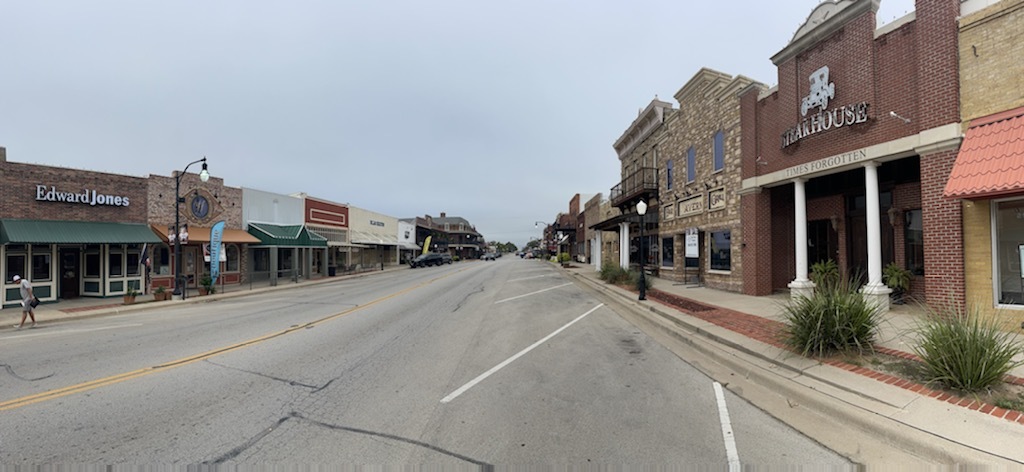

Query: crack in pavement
left=454, top=286, right=486, bottom=312
left=1, top=364, right=55, bottom=382
left=204, top=360, right=333, bottom=391
left=208, top=411, right=494, bottom=467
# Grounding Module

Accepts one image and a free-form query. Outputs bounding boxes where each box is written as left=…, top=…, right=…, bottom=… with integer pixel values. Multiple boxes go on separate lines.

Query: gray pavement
left=5, top=260, right=1024, bottom=465
left=563, top=264, right=1024, bottom=466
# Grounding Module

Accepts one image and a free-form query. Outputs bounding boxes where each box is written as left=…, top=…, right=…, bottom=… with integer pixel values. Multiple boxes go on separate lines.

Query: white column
left=619, top=222, right=630, bottom=269
left=594, top=233, right=603, bottom=271
left=788, top=178, right=815, bottom=299
left=862, top=162, right=891, bottom=312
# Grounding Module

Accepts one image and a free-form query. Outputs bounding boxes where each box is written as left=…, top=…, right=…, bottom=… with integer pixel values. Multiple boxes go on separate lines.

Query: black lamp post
left=637, top=199, right=647, bottom=301
left=172, top=157, right=210, bottom=298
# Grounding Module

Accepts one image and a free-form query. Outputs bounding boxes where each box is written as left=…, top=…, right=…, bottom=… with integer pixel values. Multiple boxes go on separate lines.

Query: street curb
left=566, top=270, right=1019, bottom=466
left=2, top=266, right=410, bottom=330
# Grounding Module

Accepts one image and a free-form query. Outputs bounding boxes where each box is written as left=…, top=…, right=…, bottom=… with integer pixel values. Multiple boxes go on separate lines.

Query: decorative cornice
left=772, top=0, right=880, bottom=66
left=613, top=99, right=674, bottom=158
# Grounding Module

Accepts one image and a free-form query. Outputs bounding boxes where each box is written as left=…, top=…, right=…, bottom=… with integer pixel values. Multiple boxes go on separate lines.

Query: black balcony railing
left=610, top=167, right=658, bottom=208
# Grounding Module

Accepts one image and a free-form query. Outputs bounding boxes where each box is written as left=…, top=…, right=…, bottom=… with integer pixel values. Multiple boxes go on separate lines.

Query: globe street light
left=173, top=157, right=210, bottom=299
left=637, top=199, right=647, bottom=301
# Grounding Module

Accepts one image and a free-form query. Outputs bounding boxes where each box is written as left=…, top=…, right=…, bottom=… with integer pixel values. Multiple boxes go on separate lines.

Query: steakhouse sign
left=781, top=66, right=870, bottom=148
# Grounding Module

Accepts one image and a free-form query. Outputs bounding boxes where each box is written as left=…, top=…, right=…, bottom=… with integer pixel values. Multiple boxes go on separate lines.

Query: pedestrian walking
left=13, top=275, right=36, bottom=329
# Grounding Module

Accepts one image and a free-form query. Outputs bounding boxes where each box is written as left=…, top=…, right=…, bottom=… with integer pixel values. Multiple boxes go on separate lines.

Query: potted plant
left=199, top=275, right=215, bottom=296
left=153, top=285, right=167, bottom=301
left=882, top=262, right=912, bottom=304
left=123, top=287, right=138, bottom=305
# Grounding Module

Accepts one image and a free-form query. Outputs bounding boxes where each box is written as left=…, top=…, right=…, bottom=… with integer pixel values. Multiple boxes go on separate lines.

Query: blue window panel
left=666, top=160, right=673, bottom=190
left=687, top=147, right=696, bottom=183
left=714, top=130, right=724, bottom=171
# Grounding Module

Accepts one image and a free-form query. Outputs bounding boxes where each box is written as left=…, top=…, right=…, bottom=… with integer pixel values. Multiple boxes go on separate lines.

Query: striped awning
left=247, top=223, right=328, bottom=247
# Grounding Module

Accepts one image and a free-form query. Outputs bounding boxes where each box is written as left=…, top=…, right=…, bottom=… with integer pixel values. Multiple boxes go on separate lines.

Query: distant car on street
left=409, top=253, right=443, bottom=268
left=482, top=253, right=497, bottom=261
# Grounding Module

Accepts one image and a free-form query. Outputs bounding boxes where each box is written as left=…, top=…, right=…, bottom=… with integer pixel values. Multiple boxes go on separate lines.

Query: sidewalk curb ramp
left=568, top=270, right=1024, bottom=467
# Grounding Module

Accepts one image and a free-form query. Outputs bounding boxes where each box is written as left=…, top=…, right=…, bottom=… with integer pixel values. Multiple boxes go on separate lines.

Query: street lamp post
left=173, top=157, right=210, bottom=299
left=637, top=199, right=647, bottom=301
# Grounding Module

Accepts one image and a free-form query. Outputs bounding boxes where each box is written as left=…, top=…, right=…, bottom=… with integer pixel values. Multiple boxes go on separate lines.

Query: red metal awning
left=944, top=106, right=1024, bottom=199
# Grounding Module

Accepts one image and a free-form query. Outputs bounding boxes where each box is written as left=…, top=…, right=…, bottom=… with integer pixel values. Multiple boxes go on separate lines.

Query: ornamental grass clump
left=599, top=263, right=630, bottom=285
left=913, top=304, right=1024, bottom=392
left=632, top=270, right=652, bottom=292
left=781, top=276, right=882, bottom=357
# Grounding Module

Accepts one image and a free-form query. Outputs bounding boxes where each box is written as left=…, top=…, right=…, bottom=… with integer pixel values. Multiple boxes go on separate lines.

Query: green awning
left=1, top=219, right=163, bottom=244
left=247, top=223, right=328, bottom=247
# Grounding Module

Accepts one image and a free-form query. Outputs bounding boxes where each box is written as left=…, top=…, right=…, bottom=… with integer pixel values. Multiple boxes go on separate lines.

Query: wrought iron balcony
left=610, top=167, right=659, bottom=208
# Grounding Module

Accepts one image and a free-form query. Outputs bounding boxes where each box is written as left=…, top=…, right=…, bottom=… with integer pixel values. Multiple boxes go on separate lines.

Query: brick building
left=406, top=213, right=485, bottom=260
left=147, top=169, right=257, bottom=294
left=1, top=147, right=161, bottom=306
left=659, top=68, right=764, bottom=292
left=944, top=0, right=1024, bottom=329
left=739, top=0, right=963, bottom=313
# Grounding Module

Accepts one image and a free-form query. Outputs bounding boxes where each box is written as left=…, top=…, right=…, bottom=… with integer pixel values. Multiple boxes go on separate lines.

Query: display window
left=994, top=199, right=1024, bottom=306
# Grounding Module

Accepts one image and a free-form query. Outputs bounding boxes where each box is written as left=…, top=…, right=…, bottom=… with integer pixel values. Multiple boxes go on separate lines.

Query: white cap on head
left=13, top=275, right=21, bottom=282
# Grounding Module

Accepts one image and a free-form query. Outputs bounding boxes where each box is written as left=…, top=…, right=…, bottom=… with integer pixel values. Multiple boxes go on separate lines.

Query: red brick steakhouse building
left=739, top=0, right=963, bottom=313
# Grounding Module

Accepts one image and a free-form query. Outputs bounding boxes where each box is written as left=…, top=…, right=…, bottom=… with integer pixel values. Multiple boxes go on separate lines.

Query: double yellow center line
left=1, top=271, right=463, bottom=412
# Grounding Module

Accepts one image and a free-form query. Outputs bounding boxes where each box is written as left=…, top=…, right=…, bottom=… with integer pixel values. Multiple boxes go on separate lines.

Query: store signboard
left=685, top=228, right=699, bottom=258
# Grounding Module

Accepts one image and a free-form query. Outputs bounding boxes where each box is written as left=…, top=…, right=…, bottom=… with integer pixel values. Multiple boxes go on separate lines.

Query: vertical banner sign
left=422, top=236, right=432, bottom=255
left=210, top=220, right=226, bottom=285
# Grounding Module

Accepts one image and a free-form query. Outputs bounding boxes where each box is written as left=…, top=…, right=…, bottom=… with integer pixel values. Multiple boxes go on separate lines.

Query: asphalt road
left=0, top=258, right=853, bottom=467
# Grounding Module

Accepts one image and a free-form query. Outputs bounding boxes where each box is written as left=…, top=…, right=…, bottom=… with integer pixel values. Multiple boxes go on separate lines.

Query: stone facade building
left=592, top=99, right=673, bottom=272
left=147, top=170, right=256, bottom=293
left=658, top=68, right=763, bottom=292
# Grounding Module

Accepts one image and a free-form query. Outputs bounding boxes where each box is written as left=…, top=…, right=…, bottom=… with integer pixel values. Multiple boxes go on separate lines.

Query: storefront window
left=661, top=237, right=674, bottom=267
left=996, top=200, right=1024, bottom=305
left=157, top=245, right=170, bottom=275
left=710, top=230, right=731, bottom=271
left=226, top=245, right=239, bottom=272
left=126, top=244, right=141, bottom=276
left=904, top=209, right=924, bottom=276
left=6, top=245, right=27, bottom=282
left=85, top=246, right=101, bottom=278
left=109, top=247, right=124, bottom=277
left=31, top=246, right=51, bottom=282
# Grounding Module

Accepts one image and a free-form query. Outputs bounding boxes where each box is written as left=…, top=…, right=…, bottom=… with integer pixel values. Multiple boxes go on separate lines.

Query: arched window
left=226, top=244, right=240, bottom=272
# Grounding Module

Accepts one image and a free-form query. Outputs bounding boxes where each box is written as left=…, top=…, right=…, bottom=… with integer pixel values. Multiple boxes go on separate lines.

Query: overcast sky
left=1, top=0, right=917, bottom=248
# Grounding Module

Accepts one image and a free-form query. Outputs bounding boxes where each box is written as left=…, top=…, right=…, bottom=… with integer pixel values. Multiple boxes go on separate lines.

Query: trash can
left=328, top=266, right=337, bottom=277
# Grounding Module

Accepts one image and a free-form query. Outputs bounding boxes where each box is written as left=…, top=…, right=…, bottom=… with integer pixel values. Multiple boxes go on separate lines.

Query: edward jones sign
left=36, top=185, right=131, bottom=207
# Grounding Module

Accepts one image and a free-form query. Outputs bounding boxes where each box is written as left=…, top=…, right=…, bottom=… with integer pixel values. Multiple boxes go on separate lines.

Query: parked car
left=409, top=253, right=443, bottom=268
left=439, top=253, right=453, bottom=264
left=482, top=253, right=497, bottom=261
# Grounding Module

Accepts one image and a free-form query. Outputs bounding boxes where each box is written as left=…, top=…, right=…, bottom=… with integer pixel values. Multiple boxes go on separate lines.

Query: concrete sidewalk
left=565, top=265, right=1024, bottom=466
left=1, top=266, right=408, bottom=329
